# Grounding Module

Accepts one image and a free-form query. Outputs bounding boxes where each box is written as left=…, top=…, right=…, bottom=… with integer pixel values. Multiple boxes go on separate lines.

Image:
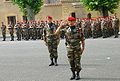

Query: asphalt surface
left=0, top=38, right=120, bottom=81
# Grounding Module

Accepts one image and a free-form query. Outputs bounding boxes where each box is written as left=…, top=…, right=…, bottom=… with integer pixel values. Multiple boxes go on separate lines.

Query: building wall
left=0, top=0, right=120, bottom=28
left=0, top=0, right=23, bottom=26
left=36, top=3, right=62, bottom=21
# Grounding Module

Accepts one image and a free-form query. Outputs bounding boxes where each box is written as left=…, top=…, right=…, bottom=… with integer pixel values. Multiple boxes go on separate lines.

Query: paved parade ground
left=0, top=38, right=120, bottom=81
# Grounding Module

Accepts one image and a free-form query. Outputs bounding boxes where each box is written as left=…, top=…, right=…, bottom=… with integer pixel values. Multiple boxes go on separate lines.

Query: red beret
left=67, top=17, right=76, bottom=21
left=47, top=16, right=52, bottom=19
left=41, top=20, right=44, bottom=22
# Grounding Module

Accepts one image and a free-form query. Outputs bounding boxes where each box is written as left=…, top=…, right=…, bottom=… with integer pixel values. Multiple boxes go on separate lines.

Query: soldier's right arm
left=55, top=21, right=65, bottom=35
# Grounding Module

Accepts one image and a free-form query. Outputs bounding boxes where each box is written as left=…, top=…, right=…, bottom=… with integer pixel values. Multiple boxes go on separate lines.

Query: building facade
left=0, top=0, right=120, bottom=28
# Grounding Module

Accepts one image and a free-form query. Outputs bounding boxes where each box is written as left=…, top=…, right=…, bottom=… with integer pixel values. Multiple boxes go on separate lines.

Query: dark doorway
left=71, top=12, right=76, bottom=18
left=7, top=16, right=16, bottom=26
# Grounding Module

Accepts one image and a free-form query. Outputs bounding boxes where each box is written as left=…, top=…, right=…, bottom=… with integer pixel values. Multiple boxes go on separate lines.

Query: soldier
left=82, top=19, right=88, bottom=38
left=32, top=22, right=37, bottom=40
left=37, top=21, right=41, bottom=39
left=8, top=22, right=14, bottom=41
left=43, top=16, right=60, bottom=66
left=76, top=18, right=82, bottom=28
left=112, top=15, right=119, bottom=38
left=14, top=21, right=22, bottom=41
left=55, top=17, right=85, bottom=80
left=39, top=21, right=45, bottom=40
left=96, top=18, right=102, bottom=37
left=101, top=18, right=108, bottom=38
left=91, top=19, right=98, bottom=38
left=29, top=21, right=34, bottom=40
left=22, top=22, right=29, bottom=40
left=1, top=22, right=6, bottom=41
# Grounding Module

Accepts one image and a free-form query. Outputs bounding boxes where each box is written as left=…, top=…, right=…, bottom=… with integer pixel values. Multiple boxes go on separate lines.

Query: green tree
left=80, top=0, right=120, bottom=17
left=11, top=0, right=43, bottom=21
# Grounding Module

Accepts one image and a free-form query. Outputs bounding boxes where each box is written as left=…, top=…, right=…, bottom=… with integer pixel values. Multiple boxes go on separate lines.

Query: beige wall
left=0, top=1, right=23, bottom=26
left=0, top=0, right=120, bottom=28
left=36, top=4, right=62, bottom=21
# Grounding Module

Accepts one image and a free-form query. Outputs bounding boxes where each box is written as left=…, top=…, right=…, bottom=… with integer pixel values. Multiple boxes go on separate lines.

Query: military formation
left=0, top=15, right=119, bottom=80
left=80, top=15, right=119, bottom=39
left=1, top=16, right=119, bottom=41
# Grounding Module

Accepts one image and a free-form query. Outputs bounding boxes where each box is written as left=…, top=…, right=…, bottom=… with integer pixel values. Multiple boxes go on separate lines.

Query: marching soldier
left=1, top=22, right=6, bottom=41
left=55, top=17, right=85, bottom=80
left=8, top=22, right=14, bottom=41
left=43, top=16, right=60, bottom=66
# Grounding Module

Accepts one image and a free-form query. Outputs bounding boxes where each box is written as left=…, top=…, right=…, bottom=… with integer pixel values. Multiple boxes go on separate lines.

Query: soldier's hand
left=60, top=21, right=65, bottom=28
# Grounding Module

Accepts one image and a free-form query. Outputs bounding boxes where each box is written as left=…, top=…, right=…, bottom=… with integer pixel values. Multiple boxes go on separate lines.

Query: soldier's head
left=47, top=16, right=53, bottom=23
left=67, top=16, right=76, bottom=26
left=1, top=22, right=4, bottom=25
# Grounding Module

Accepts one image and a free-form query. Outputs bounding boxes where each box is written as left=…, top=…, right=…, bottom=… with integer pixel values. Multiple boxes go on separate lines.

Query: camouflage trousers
left=47, top=40, right=58, bottom=59
left=67, top=46, right=82, bottom=72
left=114, top=28, right=119, bottom=37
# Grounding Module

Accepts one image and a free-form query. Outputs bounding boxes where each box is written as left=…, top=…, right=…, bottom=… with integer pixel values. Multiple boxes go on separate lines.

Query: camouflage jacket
left=43, top=22, right=60, bottom=44
left=64, top=25, right=84, bottom=48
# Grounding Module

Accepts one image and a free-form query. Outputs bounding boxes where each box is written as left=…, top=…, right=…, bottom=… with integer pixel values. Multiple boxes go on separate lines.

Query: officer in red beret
left=55, top=16, right=85, bottom=80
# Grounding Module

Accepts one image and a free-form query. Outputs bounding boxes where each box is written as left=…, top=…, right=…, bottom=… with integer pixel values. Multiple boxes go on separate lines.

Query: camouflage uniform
left=96, top=19, right=102, bottom=37
left=23, top=23, right=29, bottom=40
left=64, top=26, right=84, bottom=72
left=32, top=23, right=37, bottom=40
left=112, top=17, right=119, bottom=38
left=8, top=23, right=14, bottom=41
left=39, top=22, right=45, bottom=40
left=91, top=20, right=98, bottom=38
left=101, top=19, right=108, bottom=38
left=14, top=23, right=22, bottom=41
left=1, top=23, right=6, bottom=41
left=43, top=22, right=60, bottom=66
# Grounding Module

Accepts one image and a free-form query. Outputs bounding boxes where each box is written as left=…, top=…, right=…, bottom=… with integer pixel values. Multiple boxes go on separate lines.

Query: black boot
left=49, top=58, right=54, bottom=66
left=76, top=70, right=80, bottom=80
left=70, top=68, right=76, bottom=80
left=54, top=57, right=58, bottom=66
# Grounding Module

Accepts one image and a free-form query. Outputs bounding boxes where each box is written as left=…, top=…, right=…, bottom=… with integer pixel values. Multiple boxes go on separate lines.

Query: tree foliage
left=80, top=0, right=120, bottom=14
left=11, top=0, right=43, bottom=16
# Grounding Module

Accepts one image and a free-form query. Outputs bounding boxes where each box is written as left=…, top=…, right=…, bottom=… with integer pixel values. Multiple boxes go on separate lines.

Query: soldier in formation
left=8, top=22, right=14, bottom=41
left=80, top=16, right=119, bottom=39
left=14, top=21, right=22, bottom=41
left=1, top=15, right=119, bottom=41
left=1, top=22, right=6, bottom=41
left=112, top=15, right=119, bottom=38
